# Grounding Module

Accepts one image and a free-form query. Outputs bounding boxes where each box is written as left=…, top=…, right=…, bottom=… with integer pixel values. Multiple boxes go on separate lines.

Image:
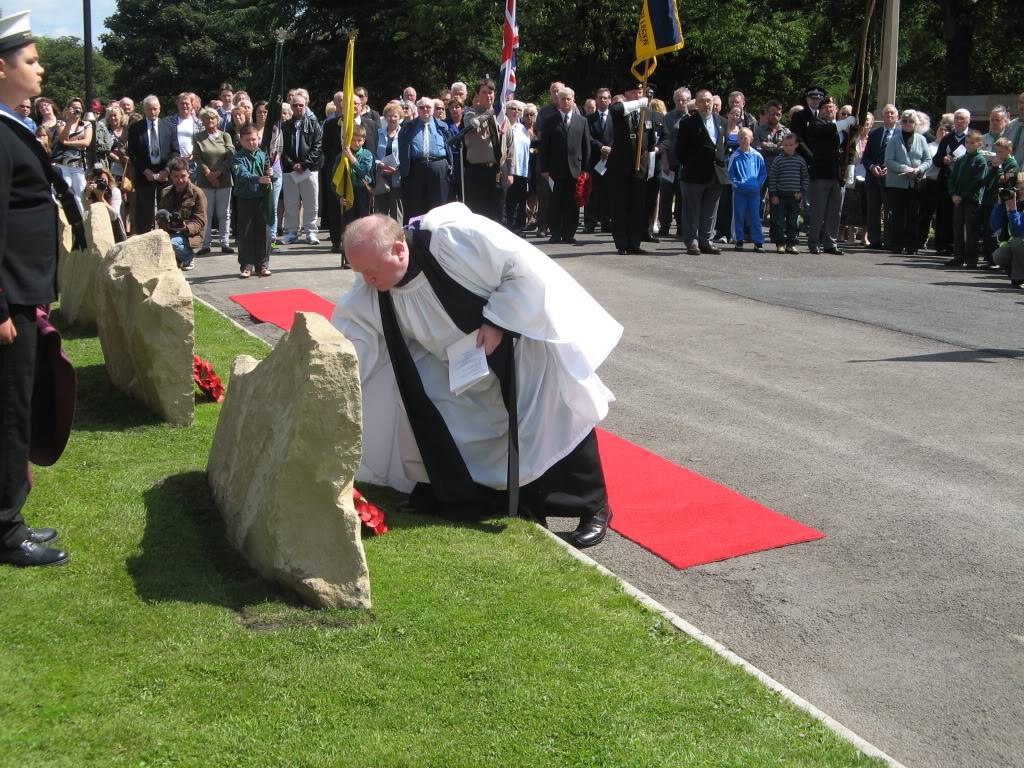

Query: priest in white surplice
left=331, top=202, right=622, bottom=547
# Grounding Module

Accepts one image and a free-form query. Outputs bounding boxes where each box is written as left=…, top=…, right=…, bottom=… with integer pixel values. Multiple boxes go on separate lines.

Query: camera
left=70, top=107, right=81, bottom=116
left=155, top=208, right=183, bottom=229
left=998, top=172, right=1019, bottom=202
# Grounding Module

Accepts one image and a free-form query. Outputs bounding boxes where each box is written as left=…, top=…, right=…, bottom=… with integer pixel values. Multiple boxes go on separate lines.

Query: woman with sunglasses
left=884, top=109, right=932, bottom=255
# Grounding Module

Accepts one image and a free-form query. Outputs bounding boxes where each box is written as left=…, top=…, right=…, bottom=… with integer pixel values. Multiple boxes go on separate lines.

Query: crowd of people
left=25, top=78, right=1024, bottom=287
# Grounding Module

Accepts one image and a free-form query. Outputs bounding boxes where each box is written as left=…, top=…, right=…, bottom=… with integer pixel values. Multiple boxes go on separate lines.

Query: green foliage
left=36, top=36, right=116, bottom=108
left=94, top=0, right=1024, bottom=118
left=0, top=301, right=885, bottom=768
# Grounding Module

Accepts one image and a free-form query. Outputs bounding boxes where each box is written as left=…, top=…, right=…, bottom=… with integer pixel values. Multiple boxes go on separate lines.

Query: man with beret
left=0, top=11, right=72, bottom=567
left=607, top=81, right=657, bottom=255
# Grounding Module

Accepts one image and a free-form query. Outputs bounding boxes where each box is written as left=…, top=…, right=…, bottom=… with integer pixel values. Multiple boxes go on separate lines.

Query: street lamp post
left=877, top=0, right=899, bottom=111
left=83, top=0, right=94, bottom=109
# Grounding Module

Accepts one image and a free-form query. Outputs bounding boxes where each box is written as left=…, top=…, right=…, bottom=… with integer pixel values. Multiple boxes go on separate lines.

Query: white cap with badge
left=0, top=11, right=33, bottom=55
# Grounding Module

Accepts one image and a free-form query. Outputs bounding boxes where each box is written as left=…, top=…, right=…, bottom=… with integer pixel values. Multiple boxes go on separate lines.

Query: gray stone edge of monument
left=196, top=295, right=907, bottom=768
left=538, top=527, right=909, bottom=768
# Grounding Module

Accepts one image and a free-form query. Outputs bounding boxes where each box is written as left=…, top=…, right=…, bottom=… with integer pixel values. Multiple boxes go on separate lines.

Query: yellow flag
left=332, top=36, right=356, bottom=211
left=632, top=0, right=685, bottom=81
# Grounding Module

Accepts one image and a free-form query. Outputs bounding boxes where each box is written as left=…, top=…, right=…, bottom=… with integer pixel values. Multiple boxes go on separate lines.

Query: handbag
left=120, top=157, right=135, bottom=193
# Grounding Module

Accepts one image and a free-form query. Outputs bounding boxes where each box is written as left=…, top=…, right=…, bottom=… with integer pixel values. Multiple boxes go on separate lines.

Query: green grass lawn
left=0, top=302, right=883, bottom=767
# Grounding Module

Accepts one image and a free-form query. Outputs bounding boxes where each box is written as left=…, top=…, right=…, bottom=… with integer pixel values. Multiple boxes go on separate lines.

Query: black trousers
left=464, top=162, right=501, bottom=221
left=658, top=176, right=682, bottom=235
left=0, top=306, right=37, bottom=548
left=610, top=172, right=647, bottom=251
left=235, top=196, right=270, bottom=270
left=917, top=178, right=939, bottom=250
left=886, top=187, right=920, bottom=252
left=865, top=176, right=887, bottom=248
left=503, top=176, right=527, bottom=232
left=402, top=159, right=449, bottom=221
left=322, top=167, right=342, bottom=247
left=131, top=179, right=160, bottom=234
left=584, top=171, right=612, bottom=230
left=549, top=177, right=579, bottom=241
left=935, top=178, right=954, bottom=251
left=520, top=429, right=609, bottom=519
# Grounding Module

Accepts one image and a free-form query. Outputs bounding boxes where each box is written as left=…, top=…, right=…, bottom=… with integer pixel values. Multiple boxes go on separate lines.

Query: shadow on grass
left=72, top=364, right=164, bottom=432
left=129, top=471, right=286, bottom=610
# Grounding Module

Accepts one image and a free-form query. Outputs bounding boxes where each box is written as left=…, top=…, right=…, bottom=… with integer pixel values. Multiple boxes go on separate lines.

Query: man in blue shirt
left=398, top=97, right=452, bottom=220
left=14, top=98, right=34, bottom=130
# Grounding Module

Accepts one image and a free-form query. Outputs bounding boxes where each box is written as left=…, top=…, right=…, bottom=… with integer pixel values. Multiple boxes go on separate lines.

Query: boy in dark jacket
left=946, top=130, right=989, bottom=267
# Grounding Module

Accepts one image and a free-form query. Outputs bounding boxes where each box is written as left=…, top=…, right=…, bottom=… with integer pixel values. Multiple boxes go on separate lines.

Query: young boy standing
left=729, top=127, right=767, bottom=251
left=337, top=124, right=375, bottom=269
left=981, top=137, right=1019, bottom=264
left=232, top=123, right=273, bottom=278
left=768, top=134, right=809, bottom=253
left=947, top=130, right=990, bottom=267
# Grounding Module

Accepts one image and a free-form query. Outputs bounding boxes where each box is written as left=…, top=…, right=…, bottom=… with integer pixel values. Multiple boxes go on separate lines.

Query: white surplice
left=331, top=203, right=623, bottom=492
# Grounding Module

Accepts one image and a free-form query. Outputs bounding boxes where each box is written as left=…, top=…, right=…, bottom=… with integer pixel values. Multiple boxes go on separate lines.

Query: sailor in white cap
left=0, top=11, right=77, bottom=568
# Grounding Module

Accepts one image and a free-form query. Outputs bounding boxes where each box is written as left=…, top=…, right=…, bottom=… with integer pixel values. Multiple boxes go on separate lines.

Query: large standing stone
left=97, top=230, right=195, bottom=425
left=58, top=202, right=116, bottom=327
left=207, top=312, right=370, bottom=610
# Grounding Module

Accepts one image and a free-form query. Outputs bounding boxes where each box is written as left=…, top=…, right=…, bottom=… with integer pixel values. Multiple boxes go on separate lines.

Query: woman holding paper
left=374, top=101, right=404, bottom=223
left=884, top=109, right=932, bottom=255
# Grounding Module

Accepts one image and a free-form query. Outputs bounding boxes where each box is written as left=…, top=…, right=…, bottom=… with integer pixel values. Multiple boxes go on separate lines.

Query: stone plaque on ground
left=58, top=202, right=116, bottom=327
left=207, top=312, right=370, bottom=610
left=97, top=229, right=195, bottom=425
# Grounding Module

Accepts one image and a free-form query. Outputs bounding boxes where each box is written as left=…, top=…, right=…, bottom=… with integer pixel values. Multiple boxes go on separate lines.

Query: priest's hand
left=0, top=318, right=16, bottom=345
left=476, top=324, right=503, bottom=355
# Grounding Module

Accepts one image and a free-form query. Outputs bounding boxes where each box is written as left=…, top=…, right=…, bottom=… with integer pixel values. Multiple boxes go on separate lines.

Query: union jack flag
left=495, top=0, right=518, bottom=128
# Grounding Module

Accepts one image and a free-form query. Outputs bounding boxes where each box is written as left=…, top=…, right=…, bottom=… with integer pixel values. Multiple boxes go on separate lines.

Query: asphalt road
left=188, top=228, right=1024, bottom=768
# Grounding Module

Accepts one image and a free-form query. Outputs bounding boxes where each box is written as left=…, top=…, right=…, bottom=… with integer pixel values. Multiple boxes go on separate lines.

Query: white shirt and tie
left=148, top=118, right=161, bottom=164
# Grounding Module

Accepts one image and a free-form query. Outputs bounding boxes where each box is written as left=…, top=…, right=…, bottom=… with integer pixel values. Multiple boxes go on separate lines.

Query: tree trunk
left=941, top=0, right=974, bottom=95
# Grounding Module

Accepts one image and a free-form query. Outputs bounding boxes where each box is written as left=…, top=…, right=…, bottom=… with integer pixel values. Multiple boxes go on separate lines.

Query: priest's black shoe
left=570, top=507, right=612, bottom=548
left=617, top=248, right=629, bottom=255
left=0, top=540, right=70, bottom=567
left=628, top=247, right=649, bottom=255
left=28, top=527, right=58, bottom=544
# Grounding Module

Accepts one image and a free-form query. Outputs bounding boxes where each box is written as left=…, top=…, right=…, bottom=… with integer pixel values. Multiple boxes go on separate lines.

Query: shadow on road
left=848, top=348, right=1024, bottom=364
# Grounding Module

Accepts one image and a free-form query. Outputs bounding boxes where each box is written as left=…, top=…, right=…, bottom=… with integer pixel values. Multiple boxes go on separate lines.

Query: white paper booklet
left=447, top=331, right=490, bottom=395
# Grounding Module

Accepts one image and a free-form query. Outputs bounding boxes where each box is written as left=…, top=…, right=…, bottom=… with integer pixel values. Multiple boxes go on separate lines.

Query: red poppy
left=192, top=354, right=225, bottom=403
left=353, top=488, right=388, bottom=535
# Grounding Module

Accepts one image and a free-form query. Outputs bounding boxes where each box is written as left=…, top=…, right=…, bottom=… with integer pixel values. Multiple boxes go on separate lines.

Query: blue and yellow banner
left=632, top=0, right=685, bottom=80
left=332, top=36, right=356, bottom=211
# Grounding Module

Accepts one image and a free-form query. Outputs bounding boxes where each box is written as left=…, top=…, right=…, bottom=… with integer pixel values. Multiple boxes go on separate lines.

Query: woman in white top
left=500, top=100, right=532, bottom=233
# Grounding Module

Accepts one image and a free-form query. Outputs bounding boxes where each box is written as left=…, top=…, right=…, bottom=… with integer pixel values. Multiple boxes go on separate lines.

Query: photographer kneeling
left=84, top=164, right=126, bottom=241
left=990, top=174, right=1024, bottom=289
left=157, top=157, right=207, bottom=270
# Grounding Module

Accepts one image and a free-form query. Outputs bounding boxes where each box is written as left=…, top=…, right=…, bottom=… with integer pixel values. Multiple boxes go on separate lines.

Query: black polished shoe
left=628, top=247, right=649, bottom=255
left=547, top=237, right=562, bottom=245
left=570, top=508, right=612, bottom=549
left=0, top=540, right=70, bottom=567
left=220, top=245, right=235, bottom=254
left=28, top=527, right=58, bottom=544
left=699, top=244, right=722, bottom=255
left=617, top=248, right=629, bottom=255
left=686, top=245, right=701, bottom=256
left=824, top=247, right=845, bottom=255
left=583, top=225, right=596, bottom=234
left=195, top=247, right=211, bottom=256
left=644, top=234, right=661, bottom=243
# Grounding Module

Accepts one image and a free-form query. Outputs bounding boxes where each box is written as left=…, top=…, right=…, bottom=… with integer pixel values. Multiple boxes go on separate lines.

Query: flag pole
left=633, top=59, right=652, bottom=174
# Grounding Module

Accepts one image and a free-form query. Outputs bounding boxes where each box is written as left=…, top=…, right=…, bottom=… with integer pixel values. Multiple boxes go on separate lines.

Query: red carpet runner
left=596, top=429, right=824, bottom=568
left=229, top=290, right=825, bottom=568
left=229, top=289, right=336, bottom=331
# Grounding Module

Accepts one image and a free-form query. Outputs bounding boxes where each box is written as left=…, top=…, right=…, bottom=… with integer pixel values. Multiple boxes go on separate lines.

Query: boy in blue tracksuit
left=729, top=127, right=767, bottom=250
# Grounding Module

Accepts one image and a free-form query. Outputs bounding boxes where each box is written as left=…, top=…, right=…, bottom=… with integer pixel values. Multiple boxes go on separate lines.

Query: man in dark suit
left=675, top=88, right=727, bottom=255
left=862, top=103, right=899, bottom=249
left=539, top=86, right=590, bottom=244
left=658, top=86, right=691, bottom=239
left=127, top=94, right=175, bottom=233
left=320, top=91, right=346, bottom=253
left=583, top=87, right=614, bottom=233
left=0, top=12, right=72, bottom=567
left=607, top=83, right=659, bottom=255
left=934, top=109, right=971, bottom=255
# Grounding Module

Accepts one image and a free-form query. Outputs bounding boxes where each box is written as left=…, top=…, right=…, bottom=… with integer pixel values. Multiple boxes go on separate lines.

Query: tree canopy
left=94, top=0, right=1024, bottom=115
left=37, top=35, right=116, bottom=109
